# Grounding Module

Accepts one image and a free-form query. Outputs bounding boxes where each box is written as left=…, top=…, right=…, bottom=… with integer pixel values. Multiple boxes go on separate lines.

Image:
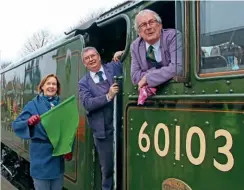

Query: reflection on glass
left=200, top=1, right=244, bottom=74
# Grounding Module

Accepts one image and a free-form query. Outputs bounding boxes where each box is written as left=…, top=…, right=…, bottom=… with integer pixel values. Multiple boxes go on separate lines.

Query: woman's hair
left=37, top=74, right=61, bottom=95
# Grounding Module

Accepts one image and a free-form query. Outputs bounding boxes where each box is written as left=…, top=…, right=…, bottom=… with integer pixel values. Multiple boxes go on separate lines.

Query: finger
left=112, top=87, right=119, bottom=91
left=36, top=115, right=40, bottom=121
left=34, top=116, right=39, bottom=121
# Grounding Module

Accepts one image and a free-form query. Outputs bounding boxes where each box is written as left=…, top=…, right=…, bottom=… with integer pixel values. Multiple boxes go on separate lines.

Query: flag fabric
left=40, top=95, right=79, bottom=156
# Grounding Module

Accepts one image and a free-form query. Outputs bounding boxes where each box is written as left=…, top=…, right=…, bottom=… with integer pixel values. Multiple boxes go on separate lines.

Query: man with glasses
left=78, top=47, right=122, bottom=190
left=114, top=9, right=182, bottom=88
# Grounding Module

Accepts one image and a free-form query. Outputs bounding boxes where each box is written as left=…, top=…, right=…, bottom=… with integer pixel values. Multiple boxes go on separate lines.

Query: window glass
left=175, top=0, right=185, bottom=77
left=200, top=1, right=244, bottom=74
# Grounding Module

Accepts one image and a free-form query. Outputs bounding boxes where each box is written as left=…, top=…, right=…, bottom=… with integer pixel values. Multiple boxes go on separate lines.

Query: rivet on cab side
left=226, top=81, right=231, bottom=85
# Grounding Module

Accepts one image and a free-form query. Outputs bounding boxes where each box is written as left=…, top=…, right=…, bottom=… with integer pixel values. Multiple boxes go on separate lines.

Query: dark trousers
left=94, top=134, right=113, bottom=190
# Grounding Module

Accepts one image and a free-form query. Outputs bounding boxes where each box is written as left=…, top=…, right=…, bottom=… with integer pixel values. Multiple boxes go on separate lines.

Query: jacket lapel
left=139, top=40, right=150, bottom=70
left=159, top=30, right=167, bottom=66
left=103, top=64, right=113, bottom=86
left=86, top=72, right=103, bottom=96
left=86, top=65, right=113, bottom=96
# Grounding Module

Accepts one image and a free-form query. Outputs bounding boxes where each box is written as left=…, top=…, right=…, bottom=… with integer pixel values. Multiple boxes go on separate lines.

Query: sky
left=0, top=0, right=125, bottom=62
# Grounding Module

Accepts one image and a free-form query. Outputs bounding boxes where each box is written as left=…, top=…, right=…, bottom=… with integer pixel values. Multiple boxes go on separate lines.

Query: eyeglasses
left=138, top=19, right=158, bottom=31
left=84, top=54, right=97, bottom=61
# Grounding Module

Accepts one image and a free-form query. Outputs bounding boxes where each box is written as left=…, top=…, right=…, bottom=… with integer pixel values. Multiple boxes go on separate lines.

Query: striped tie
left=146, top=45, right=161, bottom=68
left=146, top=45, right=156, bottom=62
left=96, top=71, right=104, bottom=82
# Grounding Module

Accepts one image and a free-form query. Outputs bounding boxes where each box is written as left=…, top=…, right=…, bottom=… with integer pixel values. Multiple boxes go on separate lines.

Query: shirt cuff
left=106, top=94, right=112, bottom=102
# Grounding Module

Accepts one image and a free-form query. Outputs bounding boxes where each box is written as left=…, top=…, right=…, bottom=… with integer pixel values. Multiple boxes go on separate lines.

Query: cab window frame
left=176, top=0, right=190, bottom=83
left=196, top=1, right=244, bottom=80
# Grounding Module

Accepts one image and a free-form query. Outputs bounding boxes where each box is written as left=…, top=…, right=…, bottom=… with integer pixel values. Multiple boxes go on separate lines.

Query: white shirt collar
left=146, top=39, right=160, bottom=51
left=90, top=66, right=105, bottom=80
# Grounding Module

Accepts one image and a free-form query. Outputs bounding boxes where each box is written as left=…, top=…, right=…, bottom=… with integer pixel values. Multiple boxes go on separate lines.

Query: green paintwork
left=1, top=1, right=244, bottom=190
left=126, top=106, right=244, bottom=190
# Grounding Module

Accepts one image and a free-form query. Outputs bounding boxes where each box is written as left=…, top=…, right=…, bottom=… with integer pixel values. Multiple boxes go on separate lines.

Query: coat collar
left=33, top=95, right=50, bottom=115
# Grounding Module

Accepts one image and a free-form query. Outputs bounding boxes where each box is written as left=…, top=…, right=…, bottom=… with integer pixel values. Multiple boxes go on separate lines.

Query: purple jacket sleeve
left=146, top=31, right=183, bottom=87
left=130, top=43, right=147, bottom=85
left=78, top=80, right=109, bottom=113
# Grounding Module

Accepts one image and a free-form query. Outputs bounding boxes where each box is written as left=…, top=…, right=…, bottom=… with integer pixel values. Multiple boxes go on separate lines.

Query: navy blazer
left=78, top=61, right=123, bottom=138
left=12, top=95, right=64, bottom=179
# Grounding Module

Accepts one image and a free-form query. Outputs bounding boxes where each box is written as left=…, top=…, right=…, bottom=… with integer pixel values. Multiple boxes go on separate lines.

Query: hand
left=112, top=50, right=124, bottom=62
left=107, top=83, right=119, bottom=100
left=28, top=115, right=40, bottom=126
left=64, top=152, right=72, bottom=161
left=138, top=76, right=147, bottom=89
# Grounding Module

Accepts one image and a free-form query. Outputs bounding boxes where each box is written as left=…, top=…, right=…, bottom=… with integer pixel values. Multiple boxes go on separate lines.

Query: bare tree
left=0, top=61, right=11, bottom=69
left=79, top=8, right=106, bottom=24
left=68, top=8, right=106, bottom=34
left=21, top=30, right=57, bottom=56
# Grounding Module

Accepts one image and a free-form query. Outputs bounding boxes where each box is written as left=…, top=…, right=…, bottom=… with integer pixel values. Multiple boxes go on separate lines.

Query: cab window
left=199, top=1, right=244, bottom=75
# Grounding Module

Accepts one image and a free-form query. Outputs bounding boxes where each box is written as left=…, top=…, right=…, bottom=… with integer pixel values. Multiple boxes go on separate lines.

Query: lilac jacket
left=130, top=29, right=182, bottom=87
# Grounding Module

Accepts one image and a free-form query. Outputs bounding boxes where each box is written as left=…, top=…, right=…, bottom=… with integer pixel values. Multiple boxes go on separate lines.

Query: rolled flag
left=40, top=95, right=79, bottom=156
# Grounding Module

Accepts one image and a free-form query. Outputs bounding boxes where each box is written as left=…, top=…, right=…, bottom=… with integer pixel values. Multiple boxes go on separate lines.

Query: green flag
left=40, top=95, right=79, bottom=156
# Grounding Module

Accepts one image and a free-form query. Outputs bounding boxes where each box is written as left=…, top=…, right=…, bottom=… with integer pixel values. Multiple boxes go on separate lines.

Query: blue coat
left=78, top=61, right=123, bottom=138
left=12, top=95, right=64, bottom=179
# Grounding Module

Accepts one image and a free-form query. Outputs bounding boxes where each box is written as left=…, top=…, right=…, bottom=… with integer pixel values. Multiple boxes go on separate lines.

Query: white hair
left=134, top=9, right=162, bottom=32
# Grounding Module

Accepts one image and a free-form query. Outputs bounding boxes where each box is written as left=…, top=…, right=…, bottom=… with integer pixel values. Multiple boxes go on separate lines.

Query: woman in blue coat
left=12, top=74, right=72, bottom=190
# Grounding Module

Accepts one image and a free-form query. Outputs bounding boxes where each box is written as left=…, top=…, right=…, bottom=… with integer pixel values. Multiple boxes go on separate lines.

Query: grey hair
left=134, top=9, right=162, bottom=32
left=81, top=46, right=99, bottom=62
